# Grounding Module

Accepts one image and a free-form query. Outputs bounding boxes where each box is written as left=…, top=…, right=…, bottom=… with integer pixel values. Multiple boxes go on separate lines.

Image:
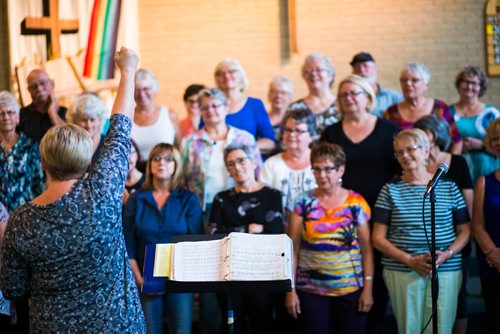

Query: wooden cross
left=21, top=0, right=79, bottom=59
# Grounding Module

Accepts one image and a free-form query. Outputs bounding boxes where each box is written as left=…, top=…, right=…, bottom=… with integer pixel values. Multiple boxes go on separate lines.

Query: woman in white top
left=260, top=108, right=317, bottom=225
left=132, top=69, right=180, bottom=168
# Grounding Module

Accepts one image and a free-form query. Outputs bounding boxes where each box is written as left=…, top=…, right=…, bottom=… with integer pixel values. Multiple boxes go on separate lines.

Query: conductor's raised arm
left=112, top=47, right=139, bottom=119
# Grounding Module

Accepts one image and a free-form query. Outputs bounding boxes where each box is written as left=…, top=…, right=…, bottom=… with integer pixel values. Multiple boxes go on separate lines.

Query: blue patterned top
left=0, top=132, right=45, bottom=212
left=0, top=115, right=146, bottom=333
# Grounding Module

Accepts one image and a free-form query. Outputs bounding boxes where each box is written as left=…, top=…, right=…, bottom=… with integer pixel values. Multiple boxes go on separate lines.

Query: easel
left=142, top=234, right=293, bottom=334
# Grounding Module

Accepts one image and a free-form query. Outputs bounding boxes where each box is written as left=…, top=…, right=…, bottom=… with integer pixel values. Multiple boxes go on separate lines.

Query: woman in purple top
left=383, top=62, right=462, bottom=154
left=214, top=58, right=276, bottom=155
left=472, top=118, right=500, bottom=333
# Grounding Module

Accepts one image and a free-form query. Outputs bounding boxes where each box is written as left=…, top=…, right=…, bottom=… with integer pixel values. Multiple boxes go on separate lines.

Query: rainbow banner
left=83, top=0, right=122, bottom=79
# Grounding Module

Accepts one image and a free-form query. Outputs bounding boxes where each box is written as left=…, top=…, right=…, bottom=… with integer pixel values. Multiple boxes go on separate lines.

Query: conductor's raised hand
left=115, top=47, right=139, bottom=72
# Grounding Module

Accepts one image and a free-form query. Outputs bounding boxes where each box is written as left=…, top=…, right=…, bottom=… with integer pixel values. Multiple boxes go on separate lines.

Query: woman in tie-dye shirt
left=286, top=142, right=373, bottom=334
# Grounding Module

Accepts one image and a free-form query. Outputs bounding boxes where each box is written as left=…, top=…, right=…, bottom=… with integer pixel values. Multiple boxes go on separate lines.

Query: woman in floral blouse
left=0, top=91, right=44, bottom=212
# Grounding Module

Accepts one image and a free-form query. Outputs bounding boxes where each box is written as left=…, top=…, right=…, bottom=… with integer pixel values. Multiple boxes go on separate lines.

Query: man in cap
left=18, top=69, right=67, bottom=143
left=350, top=52, right=403, bottom=117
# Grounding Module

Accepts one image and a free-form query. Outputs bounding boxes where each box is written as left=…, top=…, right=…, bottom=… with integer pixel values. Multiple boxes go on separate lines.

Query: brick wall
left=137, top=0, right=499, bottom=117
left=1, top=0, right=498, bottom=113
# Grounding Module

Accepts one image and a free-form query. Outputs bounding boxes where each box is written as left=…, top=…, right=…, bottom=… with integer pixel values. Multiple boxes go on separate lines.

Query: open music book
left=150, top=232, right=293, bottom=282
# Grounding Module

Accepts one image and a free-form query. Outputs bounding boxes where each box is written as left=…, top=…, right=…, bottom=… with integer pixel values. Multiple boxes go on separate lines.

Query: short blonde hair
left=214, top=59, right=250, bottom=92
left=40, top=124, right=93, bottom=180
left=394, top=128, right=430, bottom=151
left=337, top=74, right=377, bottom=113
left=484, top=118, right=500, bottom=157
left=143, top=143, right=184, bottom=190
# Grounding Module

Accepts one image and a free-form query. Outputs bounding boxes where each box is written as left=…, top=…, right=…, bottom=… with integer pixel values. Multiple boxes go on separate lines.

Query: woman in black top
left=210, top=143, right=283, bottom=334
left=320, top=74, right=401, bottom=333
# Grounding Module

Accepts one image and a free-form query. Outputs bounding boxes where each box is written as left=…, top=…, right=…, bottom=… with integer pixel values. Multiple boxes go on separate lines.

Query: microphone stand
left=430, top=188, right=438, bottom=334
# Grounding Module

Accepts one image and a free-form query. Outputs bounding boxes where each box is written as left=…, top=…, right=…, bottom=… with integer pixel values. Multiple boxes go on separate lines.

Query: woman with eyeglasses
left=209, top=143, right=282, bottom=334
left=181, top=87, right=261, bottom=334
left=449, top=66, right=500, bottom=182
left=0, top=91, right=44, bottom=213
left=372, top=128, right=470, bottom=334
left=288, top=53, right=341, bottom=140
left=286, top=142, right=373, bottom=334
left=414, top=115, right=474, bottom=334
left=123, top=143, right=203, bottom=334
left=214, top=59, right=275, bottom=155
left=132, top=69, right=181, bottom=170
left=260, top=108, right=317, bottom=225
left=320, top=74, right=400, bottom=332
left=383, top=62, right=463, bottom=154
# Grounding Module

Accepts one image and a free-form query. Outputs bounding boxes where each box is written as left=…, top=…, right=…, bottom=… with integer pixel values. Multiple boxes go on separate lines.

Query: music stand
left=142, top=234, right=293, bottom=334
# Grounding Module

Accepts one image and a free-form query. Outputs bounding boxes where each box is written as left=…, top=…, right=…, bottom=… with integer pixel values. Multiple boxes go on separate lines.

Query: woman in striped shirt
left=372, top=128, right=470, bottom=334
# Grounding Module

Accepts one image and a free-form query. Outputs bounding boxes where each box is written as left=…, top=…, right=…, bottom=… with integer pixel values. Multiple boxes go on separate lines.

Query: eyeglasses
left=339, top=91, right=366, bottom=99
left=0, top=110, right=16, bottom=117
left=283, top=127, right=309, bottom=135
left=399, top=77, right=421, bottom=85
left=394, top=146, right=421, bottom=158
left=215, top=69, right=238, bottom=77
left=270, top=89, right=292, bottom=96
left=311, top=166, right=338, bottom=174
left=28, top=79, right=49, bottom=90
left=152, top=155, right=174, bottom=163
left=460, top=80, right=480, bottom=87
left=200, top=103, right=223, bottom=111
left=226, top=157, right=249, bottom=169
left=305, top=68, right=328, bottom=75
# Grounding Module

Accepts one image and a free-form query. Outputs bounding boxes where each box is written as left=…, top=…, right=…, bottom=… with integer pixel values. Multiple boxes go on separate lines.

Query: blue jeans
left=140, top=293, right=194, bottom=334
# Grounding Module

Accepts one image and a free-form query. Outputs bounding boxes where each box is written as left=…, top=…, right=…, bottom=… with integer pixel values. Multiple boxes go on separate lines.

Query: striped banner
left=83, top=0, right=122, bottom=79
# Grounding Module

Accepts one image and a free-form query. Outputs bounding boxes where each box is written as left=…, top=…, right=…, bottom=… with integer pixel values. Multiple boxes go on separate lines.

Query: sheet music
left=172, top=239, right=228, bottom=281
left=228, top=233, right=292, bottom=281
left=153, top=244, right=173, bottom=277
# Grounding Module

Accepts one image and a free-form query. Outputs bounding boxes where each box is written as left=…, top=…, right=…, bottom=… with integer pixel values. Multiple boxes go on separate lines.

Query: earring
left=338, top=177, right=342, bottom=185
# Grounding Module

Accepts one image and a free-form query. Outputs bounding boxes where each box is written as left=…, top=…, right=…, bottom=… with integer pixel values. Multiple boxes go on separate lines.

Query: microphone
left=424, top=162, right=449, bottom=198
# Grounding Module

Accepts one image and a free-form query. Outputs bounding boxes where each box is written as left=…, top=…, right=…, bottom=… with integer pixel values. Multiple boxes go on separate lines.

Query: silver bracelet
left=364, top=276, right=373, bottom=281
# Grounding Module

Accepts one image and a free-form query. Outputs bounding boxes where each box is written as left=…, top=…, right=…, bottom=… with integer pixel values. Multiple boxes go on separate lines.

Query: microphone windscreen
left=439, top=162, right=449, bottom=173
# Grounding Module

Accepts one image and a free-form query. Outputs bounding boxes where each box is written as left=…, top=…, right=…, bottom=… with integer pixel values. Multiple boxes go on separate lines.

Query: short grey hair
left=197, top=88, right=228, bottom=106
left=269, top=76, right=294, bottom=95
left=404, top=62, right=431, bottom=84
left=215, top=59, right=250, bottom=92
left=302, top=53, right=336, bottom=86
left=135, top=68, right=160, bottom=95
left=281, top=108, right=316, bottom=138
left=67, top=94, right=108, bottom=133
left=223, top=143, right=255, bottom=165
left=0, top=91, right=20, bottom=114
